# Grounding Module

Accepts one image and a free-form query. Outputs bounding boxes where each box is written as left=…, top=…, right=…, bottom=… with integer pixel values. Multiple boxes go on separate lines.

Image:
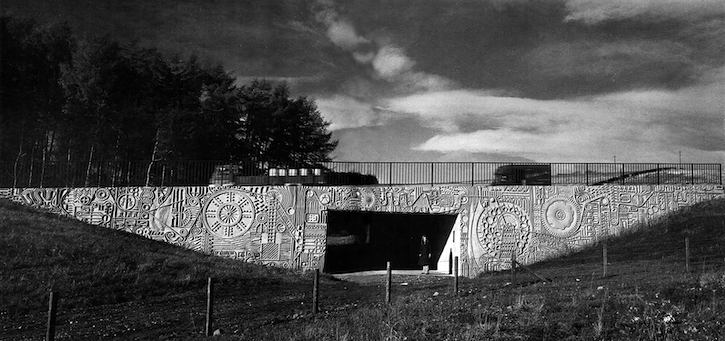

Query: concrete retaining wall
left=1, top=184, right=722, bottom=277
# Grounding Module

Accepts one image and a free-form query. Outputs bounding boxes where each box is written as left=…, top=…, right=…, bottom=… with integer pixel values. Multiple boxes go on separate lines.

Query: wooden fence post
left=386, top=261, right=392, bottom=304
left=46, top=291, right=58, bottom=341
left=510, top=252, right=516, bottom=284
left=453, top=256, right=459, bottom=296
left=602, top=241, right=608, bottom=278
left=685, top=238, right=691, bottom=273
left=313, top=269, right=319, bottom=314
left=205, top=277, right=214, bottom=336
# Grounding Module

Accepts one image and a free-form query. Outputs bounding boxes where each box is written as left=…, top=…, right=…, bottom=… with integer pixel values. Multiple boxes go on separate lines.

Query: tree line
left=0, top=15, right=337, bottom=184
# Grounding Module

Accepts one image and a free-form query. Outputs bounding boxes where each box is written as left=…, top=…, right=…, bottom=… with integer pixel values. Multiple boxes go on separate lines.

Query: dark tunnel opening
left=323, top=210, right=456, bottom=274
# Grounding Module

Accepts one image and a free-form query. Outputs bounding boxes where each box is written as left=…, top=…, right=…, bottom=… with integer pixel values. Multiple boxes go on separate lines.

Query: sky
left=4, top=0, right=724, bottom=163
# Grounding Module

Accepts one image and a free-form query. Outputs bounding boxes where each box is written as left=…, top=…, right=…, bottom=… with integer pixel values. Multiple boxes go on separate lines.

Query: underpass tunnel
left=323, top=210, right=457, bottom=274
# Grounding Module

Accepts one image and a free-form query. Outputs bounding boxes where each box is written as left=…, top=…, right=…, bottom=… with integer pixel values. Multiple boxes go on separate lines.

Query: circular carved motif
left=217, top=204, right=242, bottom=225
left=477, top=202, right=530, bottom=261
left=202, top=189, right=256, bottom=238
left=319, top=193, right=331, bottom=205
left=542, top=197, right=580, bottom=238
left=79, top=195, right=92, bottom=205
left=186, top=196, right=200, bottom=207
left=95, top=188, right=110, bottom=201
left=117, top=194, right=137, bottom=211
left=361, top=190, right=376, bottom=208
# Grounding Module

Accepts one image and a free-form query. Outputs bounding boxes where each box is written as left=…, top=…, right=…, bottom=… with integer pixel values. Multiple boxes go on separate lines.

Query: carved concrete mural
left=0, top=184, right=722, bottom=277
left=461, top=185, right=724, bottom=276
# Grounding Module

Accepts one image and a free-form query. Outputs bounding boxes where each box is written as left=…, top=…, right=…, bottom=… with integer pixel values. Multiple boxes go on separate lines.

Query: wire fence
left=0, top=160, right=721, bottom=188
left=30, top=232, right=725, bottom=340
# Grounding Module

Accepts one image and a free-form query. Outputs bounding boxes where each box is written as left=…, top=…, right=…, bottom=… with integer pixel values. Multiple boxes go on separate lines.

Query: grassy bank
left=1, top=198, right=724, bottom=340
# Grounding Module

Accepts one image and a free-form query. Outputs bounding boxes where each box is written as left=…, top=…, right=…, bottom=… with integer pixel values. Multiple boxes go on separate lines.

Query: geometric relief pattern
left=315, top=185, right=469, bottom=214
left=0, top=186, right=308, bottom=269
left=203, top=186, right=299, bottom=269
left=465, top=186, right=534, bottom=272
left=202, top=188, right=256, bottom=239
left=464, top=184, right=724, bottom=275
left=1, top=184, right=723, bottom=276
left=541, top=196, right=580, bottom=238
left=474, top=199, right=532, bottom=271
left=307, top=185, right=470, bottom=271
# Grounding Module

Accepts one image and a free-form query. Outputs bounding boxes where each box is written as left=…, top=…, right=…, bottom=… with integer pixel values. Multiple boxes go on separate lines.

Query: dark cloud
left=563, top=0, right=725, bottom=24
left=8, top=0, right=722, bottom=99
left=522, top=38, right=700, bottom=97
left=326, top=0, right=724, bottom=98
left=4, top=0, right=722, bottom=162
left=4, top=0, right=341, bottom=78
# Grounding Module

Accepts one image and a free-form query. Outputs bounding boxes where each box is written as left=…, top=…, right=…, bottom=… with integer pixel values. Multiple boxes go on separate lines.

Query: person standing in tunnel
left=418, top=234, right=432, bottom=274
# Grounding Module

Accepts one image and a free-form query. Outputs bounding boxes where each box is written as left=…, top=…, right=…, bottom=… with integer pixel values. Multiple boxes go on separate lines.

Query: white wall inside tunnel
left=436, top=213, right=462, bottom=274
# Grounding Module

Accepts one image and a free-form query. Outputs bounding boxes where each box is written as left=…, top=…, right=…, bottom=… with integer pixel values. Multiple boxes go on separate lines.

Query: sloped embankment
left=2, top=197, right=725, bottom=340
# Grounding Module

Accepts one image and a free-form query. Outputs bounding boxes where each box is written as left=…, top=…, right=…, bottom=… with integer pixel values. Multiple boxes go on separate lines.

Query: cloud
left=372, top=45, right=414, bottom=79
left=369, top=43, right=455, bottom=92
left=385, top=69, right=724, bottom=162
left=565, top=0, right=725, bottom=23
left=522, top=39, right=701, bottom=95
left=384, top=90, right=572, bottom=133
left=313, top=1, right=455, bottom=95
left=415, top=129, right=581, bottom=159
left=528, top=40, right=694, bottom=77
left=323, top=17, right=370, bottom=50
left=314, top=1, right=371, bottom=52
left=353, top=51, right=376, bottom=64
left=17, top=0, right=720, bottom=163
left=315, top=95, right=381, bottom=131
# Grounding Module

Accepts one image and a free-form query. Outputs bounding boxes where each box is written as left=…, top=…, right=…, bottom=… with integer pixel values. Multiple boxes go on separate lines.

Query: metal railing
left=0, top=161, right=721, bottom=188
left=0, top=160, right=221, bottom=188
left=318, top=162, right=722, bottom=186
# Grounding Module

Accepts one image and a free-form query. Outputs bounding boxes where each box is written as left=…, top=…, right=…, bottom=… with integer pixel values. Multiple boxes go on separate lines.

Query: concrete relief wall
left=0, top=184, right=722, bottom=277
left=307, top=185, right=469, bottom=214
left=461, top=185, right=724, bottom=276
left=0, top=186, right=316, bottom=269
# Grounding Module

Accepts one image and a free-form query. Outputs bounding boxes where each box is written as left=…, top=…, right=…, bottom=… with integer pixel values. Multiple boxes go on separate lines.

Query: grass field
left=1, top=197, right=724, bottom=340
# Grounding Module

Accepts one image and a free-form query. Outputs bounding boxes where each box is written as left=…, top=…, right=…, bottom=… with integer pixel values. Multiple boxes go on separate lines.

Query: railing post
left=430, top=162, right=434, bottom=186
left=386, top=261, right=392, bottom=304
left=160, top=163, right=166, bottom=187
left=389, top=162, right=393, bottom=185
left=657, top=163, right=660, bottom=185
left=471, top=162, right=475, bottom=186
left=111, top=161, right=117, bottom=187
